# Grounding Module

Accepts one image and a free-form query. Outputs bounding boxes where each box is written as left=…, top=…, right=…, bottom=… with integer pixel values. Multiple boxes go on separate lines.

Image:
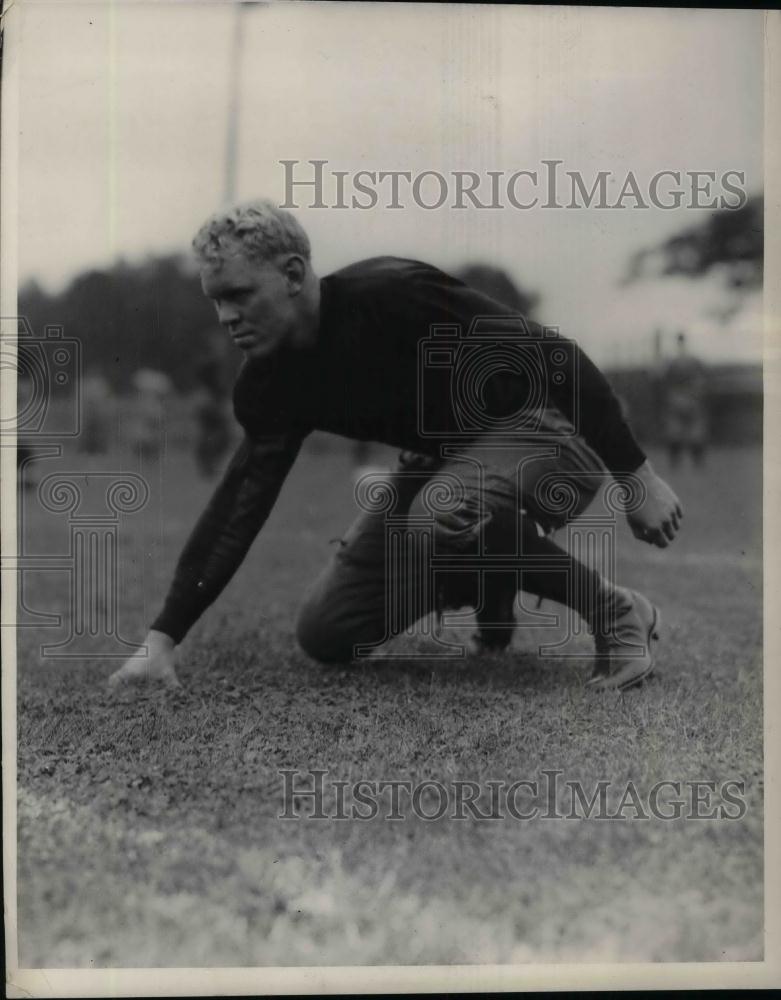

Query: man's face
left=200, top=252, right=297, bottom=361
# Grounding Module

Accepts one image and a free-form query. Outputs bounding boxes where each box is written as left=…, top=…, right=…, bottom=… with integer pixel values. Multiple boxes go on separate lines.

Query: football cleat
left=586, top=588, right=660, bottom=692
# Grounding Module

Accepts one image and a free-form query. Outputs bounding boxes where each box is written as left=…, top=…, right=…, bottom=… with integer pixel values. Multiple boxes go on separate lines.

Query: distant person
left=80, top=372, right=113, bottom=454
left=129, top=368, right=172, bottom=462
left=191, top=358, right=232, bottom=479
left=110, top=200, right=682, bottom=693
left=662, top=333, right=709, bottom=468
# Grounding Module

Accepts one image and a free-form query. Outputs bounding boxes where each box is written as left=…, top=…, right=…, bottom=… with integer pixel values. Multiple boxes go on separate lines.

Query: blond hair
left=193, top=199, right=311, bottom=267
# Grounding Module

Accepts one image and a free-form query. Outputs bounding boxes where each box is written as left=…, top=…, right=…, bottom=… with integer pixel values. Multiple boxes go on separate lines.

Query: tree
left=623, top=194, right=763, bottom=293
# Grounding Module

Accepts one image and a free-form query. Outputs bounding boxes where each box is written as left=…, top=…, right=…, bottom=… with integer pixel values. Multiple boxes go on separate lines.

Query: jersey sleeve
left=150, top=430, right=304, bottom=643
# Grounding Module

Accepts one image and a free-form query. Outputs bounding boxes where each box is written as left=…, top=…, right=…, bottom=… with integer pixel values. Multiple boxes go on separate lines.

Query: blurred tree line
left=624, top=193, right=763, bottom=295
left=19, top=255, right=234, bottom=393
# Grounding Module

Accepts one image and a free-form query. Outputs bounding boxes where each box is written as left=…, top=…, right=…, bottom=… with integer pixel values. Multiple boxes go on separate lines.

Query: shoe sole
left=586, top=603, right=661, bottom=692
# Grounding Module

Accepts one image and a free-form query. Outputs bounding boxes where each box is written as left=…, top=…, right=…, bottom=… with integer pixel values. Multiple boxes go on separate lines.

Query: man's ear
left=282, top=254, right=307, bottom=294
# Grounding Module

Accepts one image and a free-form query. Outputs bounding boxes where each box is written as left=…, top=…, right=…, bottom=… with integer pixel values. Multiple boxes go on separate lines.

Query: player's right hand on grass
left=108, top=629, right=181, bottom=689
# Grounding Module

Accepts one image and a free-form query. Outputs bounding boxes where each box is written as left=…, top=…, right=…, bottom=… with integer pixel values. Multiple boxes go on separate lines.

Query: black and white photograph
left=2, top=1, right=778, bottom=994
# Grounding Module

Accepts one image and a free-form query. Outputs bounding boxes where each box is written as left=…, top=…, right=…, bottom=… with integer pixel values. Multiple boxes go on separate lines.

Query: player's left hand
left=623, top=460, right=683, bottom=548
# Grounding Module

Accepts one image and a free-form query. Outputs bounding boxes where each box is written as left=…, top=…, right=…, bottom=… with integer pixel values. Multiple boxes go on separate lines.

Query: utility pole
left=223, top=1, right=247, bottom=205
left=225, top=1, right=269, bottom=204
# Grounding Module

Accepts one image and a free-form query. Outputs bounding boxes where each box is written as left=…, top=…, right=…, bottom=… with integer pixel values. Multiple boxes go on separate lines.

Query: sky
left=10, top=1, right=765, bottom=364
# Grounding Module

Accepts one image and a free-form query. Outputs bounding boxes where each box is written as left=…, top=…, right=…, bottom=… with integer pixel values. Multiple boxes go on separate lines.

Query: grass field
left=15, top=437, right=763, bottom=966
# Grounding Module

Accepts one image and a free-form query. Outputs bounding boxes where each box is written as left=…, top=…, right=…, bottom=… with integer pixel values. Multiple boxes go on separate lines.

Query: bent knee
left=295, top=601, right=356, bottom=664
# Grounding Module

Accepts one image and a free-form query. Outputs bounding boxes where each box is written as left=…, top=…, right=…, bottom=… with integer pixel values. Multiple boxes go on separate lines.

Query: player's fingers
left=662, top=519, right=676, bottom=542
left=636, top=524, right=661, bottom=546
left=653, top=531, right=670, bottom=548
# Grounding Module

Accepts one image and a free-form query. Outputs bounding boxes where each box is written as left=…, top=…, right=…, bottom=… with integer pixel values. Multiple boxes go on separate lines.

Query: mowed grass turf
left=16, top=438, right=763, bottom=966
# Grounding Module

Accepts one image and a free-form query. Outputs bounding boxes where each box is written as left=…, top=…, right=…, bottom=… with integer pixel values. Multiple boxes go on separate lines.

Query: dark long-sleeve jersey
left=151, top=256, right=645, bottom=642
